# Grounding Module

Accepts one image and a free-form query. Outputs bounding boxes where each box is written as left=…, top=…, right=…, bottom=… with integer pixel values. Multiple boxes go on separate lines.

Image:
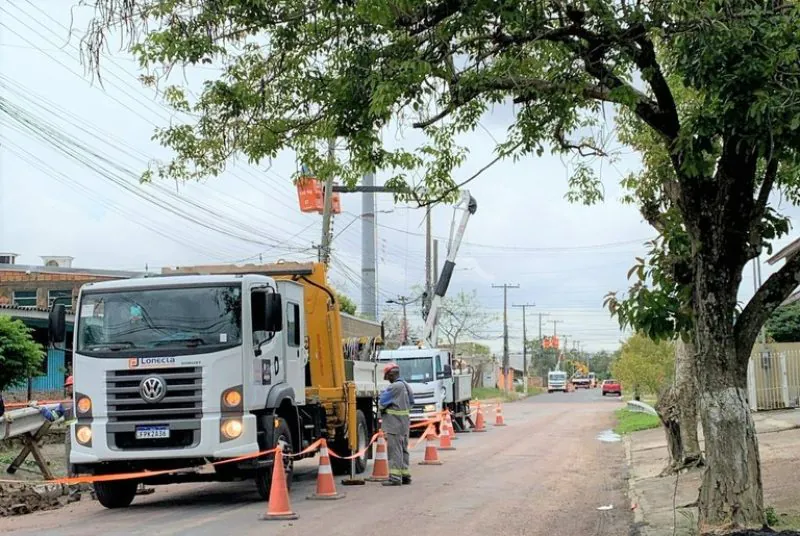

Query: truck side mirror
left=265, top=292, right=283, bottom=332
left=49, top=304, right=66, bottom=345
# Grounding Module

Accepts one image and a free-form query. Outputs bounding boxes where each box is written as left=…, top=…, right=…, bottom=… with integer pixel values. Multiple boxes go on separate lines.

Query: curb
left=623, top=435, right=648, bottom=534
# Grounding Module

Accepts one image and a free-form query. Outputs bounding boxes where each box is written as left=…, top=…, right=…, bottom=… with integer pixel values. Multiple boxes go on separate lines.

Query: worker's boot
left=402, top=476, right=412, bottom=485
left=382, top=478, right=402, bottom=487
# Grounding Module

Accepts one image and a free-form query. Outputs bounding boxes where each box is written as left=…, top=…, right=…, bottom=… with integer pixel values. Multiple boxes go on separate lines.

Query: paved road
left=1, top=389, right=632, bottom=536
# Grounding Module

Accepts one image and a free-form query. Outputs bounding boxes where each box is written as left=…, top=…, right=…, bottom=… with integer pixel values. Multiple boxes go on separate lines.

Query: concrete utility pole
left=549, top=319, right=563, bottom=369
left=513, top=303, right=535, bottom=394
left=361, top=172, right=377, bottom=320
left=493, top=283, right=520, bottom=391
left=387, top=296, right=418, bottom=345
left=319, top=137, right=337, bottom=264
left=423, top=207, right=433, bottom=321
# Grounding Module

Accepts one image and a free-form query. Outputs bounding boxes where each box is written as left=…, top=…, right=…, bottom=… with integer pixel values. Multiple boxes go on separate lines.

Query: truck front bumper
left=70, top=414, right=260, bottom=465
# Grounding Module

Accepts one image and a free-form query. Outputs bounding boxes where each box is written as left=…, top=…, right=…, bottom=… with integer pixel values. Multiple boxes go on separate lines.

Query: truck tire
left=93, top=480, right=138, bottom=509
left=331, top=409, right=368, bottom=476
left=255, top=417, right=294, bottom=500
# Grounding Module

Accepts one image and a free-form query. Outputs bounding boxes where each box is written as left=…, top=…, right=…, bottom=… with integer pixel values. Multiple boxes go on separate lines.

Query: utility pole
left=549, top=319, right=563, bottom=370
left=513, top=303, right=535, bottom=394
left=319, top=137, right=337, bottom=264
left=361, top=172, right=377, bottom=320
left=493, top=283, right=520, bottom=391
left=387, top=296, right=418, bottom=345
left=423, top=207, right=433, bottom=321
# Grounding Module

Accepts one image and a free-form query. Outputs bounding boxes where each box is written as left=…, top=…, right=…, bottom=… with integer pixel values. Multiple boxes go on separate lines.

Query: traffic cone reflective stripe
left=495, top=404, right=507, bottom=427
left=260, top=447, right=298, bottom=521
left=473, top=404, right=487, bottom=432
left=367, top=431, right=390, bottom=481
left=307, top=439, right=345, bottom=500
left=419, top=427, right=443, bottom=465
left=438, top=420, right=455, bottom=450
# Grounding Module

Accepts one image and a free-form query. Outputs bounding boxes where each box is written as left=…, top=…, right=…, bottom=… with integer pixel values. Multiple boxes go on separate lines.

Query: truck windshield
left=393, top=357, right=434, bottom=382
left=77, top=285, right=242, bottom=355
left=549, top=373, right=566, bottom=381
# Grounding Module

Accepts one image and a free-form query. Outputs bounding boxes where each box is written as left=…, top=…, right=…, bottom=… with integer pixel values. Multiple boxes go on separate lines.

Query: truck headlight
left=77, top=396, right=92, bottom=414
left=423, top=404, right=436, bottom=413
left=222, top=388, right=242, bottom=409
left=221, top=419, right=243, bottom=440
left=76, top=425, right=92, bottom=445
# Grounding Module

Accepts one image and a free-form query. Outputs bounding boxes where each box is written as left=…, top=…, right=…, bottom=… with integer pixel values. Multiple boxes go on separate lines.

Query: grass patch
left=765, top=505, right=800, bottom=530
left=472, top=387, right=516, bottom=402
left=473, top=385, right=546, bottom=402
left=614, top=408, right=661, bottom=435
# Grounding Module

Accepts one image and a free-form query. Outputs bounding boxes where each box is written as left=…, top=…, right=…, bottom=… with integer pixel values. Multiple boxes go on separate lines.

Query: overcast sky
left=1, top=1, right=798, bottom=355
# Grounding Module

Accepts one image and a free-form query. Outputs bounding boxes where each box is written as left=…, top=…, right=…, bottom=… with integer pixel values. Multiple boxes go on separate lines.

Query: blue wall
left=7, top=347, right=66, bottom=393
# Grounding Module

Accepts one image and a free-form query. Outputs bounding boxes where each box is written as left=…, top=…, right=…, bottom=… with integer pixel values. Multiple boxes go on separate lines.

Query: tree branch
left=752, top=152, right=779, bottom=228
left=413, top=76, right=633, bottom=129
left=735, top=251, right=800, bottom=361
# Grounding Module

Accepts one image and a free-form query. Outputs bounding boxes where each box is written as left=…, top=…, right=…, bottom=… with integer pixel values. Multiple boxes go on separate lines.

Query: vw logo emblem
left=139, top=375, right=167, bottom=404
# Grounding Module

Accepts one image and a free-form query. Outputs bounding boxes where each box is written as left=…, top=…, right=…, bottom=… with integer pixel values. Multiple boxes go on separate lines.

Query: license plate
left=135, top=425, right=170, bottom=439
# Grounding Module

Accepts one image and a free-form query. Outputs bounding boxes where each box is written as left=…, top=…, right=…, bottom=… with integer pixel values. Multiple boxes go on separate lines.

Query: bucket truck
left=378, top=191, right=477, bottom=431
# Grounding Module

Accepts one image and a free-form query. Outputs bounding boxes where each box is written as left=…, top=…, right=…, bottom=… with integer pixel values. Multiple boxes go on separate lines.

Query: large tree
left=85, top=1, right=800, bottom=529
left=0, top=316, right=44, bottom=392
left=438, top=290, right=494, bottom=358
left=612, top=332, right=674, bottom=399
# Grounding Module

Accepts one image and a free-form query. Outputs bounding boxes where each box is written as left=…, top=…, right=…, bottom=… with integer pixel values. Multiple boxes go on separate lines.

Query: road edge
left=623, top=434, right=649, bottom=535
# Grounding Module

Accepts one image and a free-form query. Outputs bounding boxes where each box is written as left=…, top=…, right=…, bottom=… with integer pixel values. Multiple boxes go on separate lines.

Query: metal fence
left=748, top=343, right=800, bottom=411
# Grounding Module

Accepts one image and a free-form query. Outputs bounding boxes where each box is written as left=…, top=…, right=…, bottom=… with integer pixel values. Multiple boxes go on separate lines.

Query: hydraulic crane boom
left=421, top=190, right=478, bottom=348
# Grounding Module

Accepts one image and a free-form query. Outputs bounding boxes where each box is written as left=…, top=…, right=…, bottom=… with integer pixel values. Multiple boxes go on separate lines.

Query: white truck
left=48, top=262, right=387, bottom=509
left=547, top=370, right=568, bottom=393
left=378, top=190, right=476, bottom=431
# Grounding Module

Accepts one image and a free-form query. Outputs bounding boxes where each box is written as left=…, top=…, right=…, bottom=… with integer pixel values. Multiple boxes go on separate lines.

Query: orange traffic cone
left=419, top=426, right=443, bottom=465
left=307, top=439, right=345, bottom=500
left=473, top=403, right=487, bottom=432
left=438, top=419, right=455, bottom=451
left=445, top=411, right=459, bottom=440
left=494, top=404, right=507, bottom=427
left=260, top=446, right=298, bottom=521
left=366, top=431, right=390, bottom=482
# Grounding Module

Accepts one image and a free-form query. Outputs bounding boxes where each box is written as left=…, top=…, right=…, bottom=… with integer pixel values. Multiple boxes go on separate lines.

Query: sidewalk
left=626, top=409, right=800, bottom=535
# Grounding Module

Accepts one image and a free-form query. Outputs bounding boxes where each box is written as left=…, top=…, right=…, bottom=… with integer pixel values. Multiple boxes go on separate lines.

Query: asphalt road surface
left=1, top=388, right=633, bottom=536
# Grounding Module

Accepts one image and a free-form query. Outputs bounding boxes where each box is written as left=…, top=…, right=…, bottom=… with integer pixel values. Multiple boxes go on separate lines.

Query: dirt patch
left=0, top=482, right=80, bottom=516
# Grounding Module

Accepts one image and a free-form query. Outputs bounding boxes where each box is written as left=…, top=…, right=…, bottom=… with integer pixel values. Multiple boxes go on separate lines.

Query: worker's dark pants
left=386, top=432, right=410, bottom=482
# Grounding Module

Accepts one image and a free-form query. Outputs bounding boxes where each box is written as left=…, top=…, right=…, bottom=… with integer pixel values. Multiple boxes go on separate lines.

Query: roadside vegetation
left=614, top=408, right=661, bottom=435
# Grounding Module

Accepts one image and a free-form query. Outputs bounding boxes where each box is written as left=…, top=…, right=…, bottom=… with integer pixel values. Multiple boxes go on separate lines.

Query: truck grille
left=106, top=367, right=203, bottom=423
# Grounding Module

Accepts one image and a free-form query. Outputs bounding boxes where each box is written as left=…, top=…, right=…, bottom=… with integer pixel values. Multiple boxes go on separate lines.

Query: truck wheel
left=255, top=417, right=294, bottom=500
left=93, top=480, right=138, bottom=509
left=330, top=409, right=368, bottom=475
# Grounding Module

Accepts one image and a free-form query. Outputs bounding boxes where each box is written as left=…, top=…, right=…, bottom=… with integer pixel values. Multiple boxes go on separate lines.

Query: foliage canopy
left=0, top=316, right=45, bottom=392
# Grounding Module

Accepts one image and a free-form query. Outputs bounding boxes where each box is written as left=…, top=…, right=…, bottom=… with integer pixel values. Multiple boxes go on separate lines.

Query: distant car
left=601, top=379, right=621, bottom=397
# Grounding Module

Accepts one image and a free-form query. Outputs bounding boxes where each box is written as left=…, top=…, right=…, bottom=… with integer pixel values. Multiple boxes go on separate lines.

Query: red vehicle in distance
left=601, top=379, right=622, bottom=397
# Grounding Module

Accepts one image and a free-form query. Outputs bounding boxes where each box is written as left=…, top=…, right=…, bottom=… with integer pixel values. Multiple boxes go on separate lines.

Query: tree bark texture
left=656, top=338, right=704, bottom=475
left=693, top=253, right=764, bottom=530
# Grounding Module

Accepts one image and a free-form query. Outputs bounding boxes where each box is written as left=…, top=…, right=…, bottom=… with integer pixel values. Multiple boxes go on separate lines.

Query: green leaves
left=612, top=333, right=674, bottom=396
left=0, top=316, right=45, bottom=391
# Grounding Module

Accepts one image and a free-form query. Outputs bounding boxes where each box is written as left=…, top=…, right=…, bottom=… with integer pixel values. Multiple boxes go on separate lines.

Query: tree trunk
left=674, top=339, right=703, bottom=464
left=694, top=256, right=764, bottom=530
left=655, top=339, right=703, bottom=476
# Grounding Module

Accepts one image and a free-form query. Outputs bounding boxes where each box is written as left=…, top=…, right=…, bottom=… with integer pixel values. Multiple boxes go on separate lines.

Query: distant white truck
left=377, top=347, right=472, bottom=431
left=547, top=370, right=568, bottom=393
